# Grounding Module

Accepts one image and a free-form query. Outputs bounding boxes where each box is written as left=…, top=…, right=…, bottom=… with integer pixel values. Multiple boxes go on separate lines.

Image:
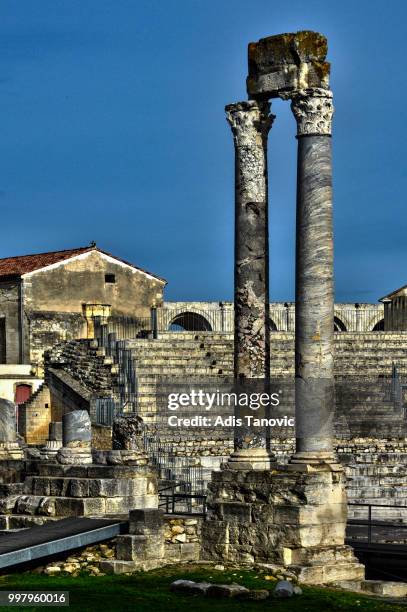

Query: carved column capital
left=290, top=88, right=334, bottom=136
left=225, top=100, right=275, bottom=148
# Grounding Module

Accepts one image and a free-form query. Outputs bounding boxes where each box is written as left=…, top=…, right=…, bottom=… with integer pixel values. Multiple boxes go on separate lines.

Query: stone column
left=40, top=421, right=62, bottom=460
left=290, top=88, right=337, bottom=465
left=0, top=399, right=23, bottom=460
left=57, top=410, right=92, bottom=465
left=225, top=100, right=274, bottom=469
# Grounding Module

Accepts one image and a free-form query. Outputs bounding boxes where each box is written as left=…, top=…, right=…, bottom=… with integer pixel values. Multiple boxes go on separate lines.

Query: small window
left=105, top=274, right=116, bottom=284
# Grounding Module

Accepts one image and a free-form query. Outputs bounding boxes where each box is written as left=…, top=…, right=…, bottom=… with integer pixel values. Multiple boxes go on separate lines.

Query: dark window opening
left=0, top=318, right=6, bottom=364
left=105, top=274, right=116, bottom=284
left=372, top=319, right=384, bottom=331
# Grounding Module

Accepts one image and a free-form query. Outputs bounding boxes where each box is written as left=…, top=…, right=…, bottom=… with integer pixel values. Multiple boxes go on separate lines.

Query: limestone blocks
left=201, top=468, right=364, bottom=584
left=247, top=31, right=330, bottom=99
left=57, top=410, right=92, bottom=465
left=101, top=508, right=165, bottom=574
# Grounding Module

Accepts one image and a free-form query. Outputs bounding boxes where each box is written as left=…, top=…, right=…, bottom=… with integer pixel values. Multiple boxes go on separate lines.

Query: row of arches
left=168, top=311, right=385, bottom=333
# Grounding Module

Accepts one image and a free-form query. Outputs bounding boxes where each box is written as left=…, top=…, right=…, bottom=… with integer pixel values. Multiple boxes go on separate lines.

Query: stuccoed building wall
left=24, top=251, right=165, bottom=372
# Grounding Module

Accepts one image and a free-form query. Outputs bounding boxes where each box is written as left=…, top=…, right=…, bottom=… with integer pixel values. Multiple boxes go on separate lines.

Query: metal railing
left=143, top=432, right=206, bottom=514
left=159, top=490, right=207, bottom=516
left=102, top=315, right=152, bottom=340
left=347, top=503, right=407, bottom=544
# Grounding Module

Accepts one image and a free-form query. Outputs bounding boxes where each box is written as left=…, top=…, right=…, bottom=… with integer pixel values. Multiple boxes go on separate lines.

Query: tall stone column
left=225, top=100, right=274, bottom=469
left=290, top=88, right=337, bottom=465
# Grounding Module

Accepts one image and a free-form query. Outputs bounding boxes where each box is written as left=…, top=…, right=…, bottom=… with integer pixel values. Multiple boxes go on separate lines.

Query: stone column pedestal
left=57, top=411, right=92, bottom=465
left=0, top=399, right=23, bottom=460
left=226, top=447, right=274, bottom=470
left=40, top=422, right=63, bottom=460
left=201, top=466, right=364, bottom=585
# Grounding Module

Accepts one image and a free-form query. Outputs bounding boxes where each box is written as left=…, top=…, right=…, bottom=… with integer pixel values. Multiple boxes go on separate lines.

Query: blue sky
left=0, top=0, right=405, bottom=302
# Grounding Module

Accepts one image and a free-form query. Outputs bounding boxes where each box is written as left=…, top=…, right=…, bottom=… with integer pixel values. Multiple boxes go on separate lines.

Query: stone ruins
left=0, top=30, right=406, bottom=589
left=201, top=30, right=363, bottom=584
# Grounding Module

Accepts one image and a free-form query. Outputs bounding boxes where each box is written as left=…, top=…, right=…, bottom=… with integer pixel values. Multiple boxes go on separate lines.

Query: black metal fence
left=95, top=398, right=116, bottom=426
left=93, top=317, right=139, bottom=421
left=143, top=432, right=206, bottom=514
left=347, top=503, right=407, bottom=544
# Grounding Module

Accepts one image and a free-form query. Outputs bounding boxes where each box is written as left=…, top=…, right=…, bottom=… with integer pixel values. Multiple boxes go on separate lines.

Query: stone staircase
left=18, top=384, right=51, bottom=445
left=125, top=333, right=234, bottom=420
left=343, top=445, right=407, bottom=523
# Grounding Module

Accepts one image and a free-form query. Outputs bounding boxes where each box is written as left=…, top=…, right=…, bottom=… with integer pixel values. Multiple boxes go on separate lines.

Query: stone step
left=334, top=579, right=407, bottom=597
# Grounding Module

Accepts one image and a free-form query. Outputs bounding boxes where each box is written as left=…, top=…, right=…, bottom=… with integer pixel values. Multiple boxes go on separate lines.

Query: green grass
left=0, top=565, right=404, bottom=611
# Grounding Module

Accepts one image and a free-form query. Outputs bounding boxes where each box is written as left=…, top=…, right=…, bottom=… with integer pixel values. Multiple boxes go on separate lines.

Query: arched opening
left=15, top=384, right=32, bottom=405
left=168, top=312, right=212, bottom=332
left=269, top=318, right=278, bottom=332
left=334, top=316, right=347, bottom=332
left=372, top=319, right=384, bottom=331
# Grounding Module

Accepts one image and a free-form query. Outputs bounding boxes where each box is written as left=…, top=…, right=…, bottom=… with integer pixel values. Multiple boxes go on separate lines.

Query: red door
left=15, top=384, right=31, bottom=405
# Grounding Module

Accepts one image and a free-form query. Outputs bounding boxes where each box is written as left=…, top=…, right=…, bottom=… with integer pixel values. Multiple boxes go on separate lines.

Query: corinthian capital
left=225, top=100, right=274, bottom=148
left=290, top=88, right=334, bottom=136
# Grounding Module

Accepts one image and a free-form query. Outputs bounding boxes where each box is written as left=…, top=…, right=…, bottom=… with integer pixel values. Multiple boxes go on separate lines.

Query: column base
left=225, top=447, right=275, bottom=470
left=57, top=447, right=92, bottom=465
left=106, top=450, right=149, bottom=466
left=40, top=440, right=62, bottom=460
left=288, top=451, right=342, bottom=472
left=0, top=442, right=24, bottom=461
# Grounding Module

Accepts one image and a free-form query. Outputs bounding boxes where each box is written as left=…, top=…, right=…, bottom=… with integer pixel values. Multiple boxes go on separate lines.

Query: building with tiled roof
left=0, top=244, right=166, bottom=380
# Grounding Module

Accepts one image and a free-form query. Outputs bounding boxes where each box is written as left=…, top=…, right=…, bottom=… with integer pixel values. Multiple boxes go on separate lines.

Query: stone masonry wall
left=18, top=384, right=51, bottom=445
left=0, top=280, right=21, bottom=364
left=28, top=312, right=86, bottom=373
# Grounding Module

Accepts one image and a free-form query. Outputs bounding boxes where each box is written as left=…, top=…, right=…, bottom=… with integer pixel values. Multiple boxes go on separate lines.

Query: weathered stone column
left=107, top=415, right=148, bottom=465
left=290, top=88, right=337, bottom=465
left=225, top=100, right=274, bottom=469
left=57, top=410, right=92, bottom=465
left=0, top=399, right=23, bottom=460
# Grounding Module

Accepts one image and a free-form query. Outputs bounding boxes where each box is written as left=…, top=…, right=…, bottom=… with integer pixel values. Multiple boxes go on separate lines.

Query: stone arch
left=371, top=318, right=384, bottom=331
left=168, top=311, right=212, bottom=332
left=334, top=316, right=347, bottom=332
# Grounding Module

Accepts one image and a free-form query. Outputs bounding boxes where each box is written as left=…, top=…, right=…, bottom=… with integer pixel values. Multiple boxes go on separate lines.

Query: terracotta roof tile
left=0, top=246, right=166, bottom=283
